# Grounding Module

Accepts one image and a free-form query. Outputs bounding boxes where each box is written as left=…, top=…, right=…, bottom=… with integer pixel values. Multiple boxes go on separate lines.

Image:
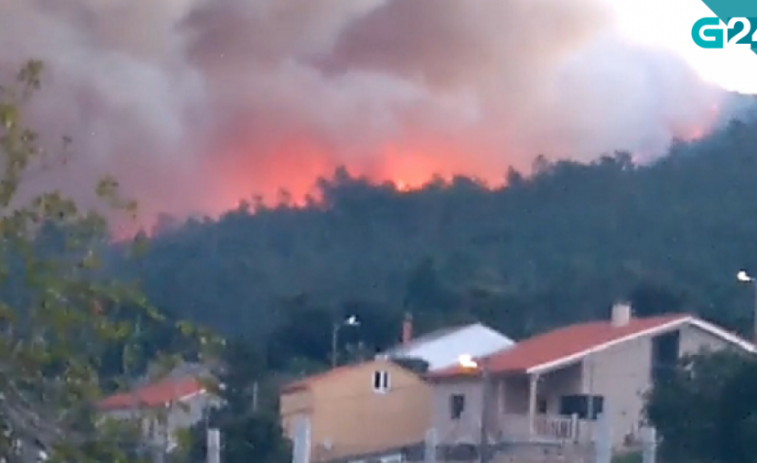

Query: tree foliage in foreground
left=646, top=350, right=757, bottom=463
left=0, top=61, right=212, bottom=462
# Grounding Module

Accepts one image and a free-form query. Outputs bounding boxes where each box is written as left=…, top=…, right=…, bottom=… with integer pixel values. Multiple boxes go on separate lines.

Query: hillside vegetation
left=119, top=113, right=757, bottom=371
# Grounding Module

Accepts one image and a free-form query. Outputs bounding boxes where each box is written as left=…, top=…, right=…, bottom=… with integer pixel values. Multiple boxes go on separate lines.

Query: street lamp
left=458, top=354, right=478, bottom=369
left=458, top=354, right=491, bottom=463
left=737, top=270, right=753, bottom=283
left=737, top=270, right=757, bottom=343
left=331, top=315, right=360, bottom=368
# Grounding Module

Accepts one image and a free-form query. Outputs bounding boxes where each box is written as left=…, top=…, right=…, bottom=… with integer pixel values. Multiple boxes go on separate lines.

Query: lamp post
left=331, top=315, right=360, bottom=368
left=458, top=354, right=491, bottom=463
left=737, top=270, right=757, bottom=344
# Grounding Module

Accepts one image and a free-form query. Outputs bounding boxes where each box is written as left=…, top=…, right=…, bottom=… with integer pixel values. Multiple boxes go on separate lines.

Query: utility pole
left=458, top=354, right=492, bottom=463
left=752, top=279, right=757, bottom=345
left=331, top=322, right=339, bottom=368
left=736, top=271, right=757, bottom=344
left=424, top=428, right=438, bottom=463
left=292, top=417, right=311, bottom=463
left=642, top=427, right=657, bottom=463
left=207, top=428, right=221, bottom=463
left=154, top=405, right=168, bottom=463
left=594, top=408, right=612, bottom=463
left=252, top=381, right=259, bottom=412
left=330, top=315, right=359, bottom=368
left=478, top=361, right=490, bottom=463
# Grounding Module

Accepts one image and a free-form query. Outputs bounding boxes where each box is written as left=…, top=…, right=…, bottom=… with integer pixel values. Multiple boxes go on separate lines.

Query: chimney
left=402, top=313, right=413, bottom=344
left=611, top=302, right=632, bottom=327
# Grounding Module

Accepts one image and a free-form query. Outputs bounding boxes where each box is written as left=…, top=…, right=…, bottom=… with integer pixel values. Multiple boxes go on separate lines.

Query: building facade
left=428, top=304, right=754, bottom=449
left=280, top=358, right=432, bottom=462
left=99, top=376, right=219, bottom=453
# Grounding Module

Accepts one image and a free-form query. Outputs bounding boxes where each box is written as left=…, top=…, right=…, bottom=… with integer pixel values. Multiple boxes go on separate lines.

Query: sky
left=612, top=0, right=757, bottom=94
left=1, top=0, right=755, bottom=228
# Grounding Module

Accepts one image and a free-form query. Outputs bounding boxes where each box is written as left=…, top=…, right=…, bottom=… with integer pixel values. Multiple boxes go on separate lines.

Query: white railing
left=533, top=414, right=579, bottom=441
left=500, top=414, right=579, bottom=443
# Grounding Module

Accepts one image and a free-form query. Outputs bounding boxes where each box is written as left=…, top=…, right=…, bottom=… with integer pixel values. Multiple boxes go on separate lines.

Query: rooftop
left=430, top=313, right=754, bottom=378
left=281, top=363, right=360, bottom=394
left=280, top=357, right=424, bottom=394
left=379, top=322, right=515, bottom=372
left=99, top=377, right=205, bottom=410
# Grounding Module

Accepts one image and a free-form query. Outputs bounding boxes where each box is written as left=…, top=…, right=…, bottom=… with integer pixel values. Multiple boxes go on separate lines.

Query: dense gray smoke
left=0, top=0, right=728, bottom=223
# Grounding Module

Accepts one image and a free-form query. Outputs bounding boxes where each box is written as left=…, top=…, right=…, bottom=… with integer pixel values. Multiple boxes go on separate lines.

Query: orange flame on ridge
left=119, top=101, right=726, bottom=238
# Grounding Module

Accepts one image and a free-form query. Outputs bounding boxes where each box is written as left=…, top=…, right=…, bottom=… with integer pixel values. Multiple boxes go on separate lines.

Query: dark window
left=372, top=371, right=390, bottom=392
left=450, top=394, right=466, bottom=419
left=559, top=394, right=604, bottom=420
left=537, top=398, right=548, bottom=414
left=651, top=330, right=681, bottom=384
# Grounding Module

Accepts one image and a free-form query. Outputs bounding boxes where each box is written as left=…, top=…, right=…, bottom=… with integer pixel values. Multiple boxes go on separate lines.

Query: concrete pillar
left=527, top=374, right=538, bottom=440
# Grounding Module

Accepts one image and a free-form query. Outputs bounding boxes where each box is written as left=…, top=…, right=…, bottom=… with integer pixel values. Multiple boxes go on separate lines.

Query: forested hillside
left=117, top=114, right=757, bottom=371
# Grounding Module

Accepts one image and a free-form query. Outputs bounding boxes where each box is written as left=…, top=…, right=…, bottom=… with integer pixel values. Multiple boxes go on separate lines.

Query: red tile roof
left=430, top=313, right=691, bottom=378
left=99, top=377, right=205, bottom=410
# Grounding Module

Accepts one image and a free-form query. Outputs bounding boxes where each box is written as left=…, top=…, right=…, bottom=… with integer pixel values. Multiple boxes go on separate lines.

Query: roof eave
left=524, top=315, right=755, bottom=376
left=524, top=317, right=692, bottom=375
left=280, top=383, right=310, bottom=394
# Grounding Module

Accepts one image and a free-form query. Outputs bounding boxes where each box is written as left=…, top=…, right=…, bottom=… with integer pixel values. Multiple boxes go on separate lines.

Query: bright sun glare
left=609, top=0, right=757, bottom=94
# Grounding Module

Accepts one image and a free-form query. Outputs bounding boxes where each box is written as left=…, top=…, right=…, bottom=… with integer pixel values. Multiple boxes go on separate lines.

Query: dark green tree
left=266, top=294, right=333, bottom=369
left=627, top=281, right=688, bottom=317
left=646, top=350, right=757, bottom=463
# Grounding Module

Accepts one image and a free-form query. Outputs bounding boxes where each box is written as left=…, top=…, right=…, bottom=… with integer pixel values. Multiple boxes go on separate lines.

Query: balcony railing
left=499, top=414, right=580, bottom=443
left=533, top=414, right=579, bottom=441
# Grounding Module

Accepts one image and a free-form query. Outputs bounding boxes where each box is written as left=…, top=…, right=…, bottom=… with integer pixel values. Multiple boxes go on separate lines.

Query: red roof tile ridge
left=99, top=376, right=205, bottom=410
left=429, top=313, right=693, bottom=379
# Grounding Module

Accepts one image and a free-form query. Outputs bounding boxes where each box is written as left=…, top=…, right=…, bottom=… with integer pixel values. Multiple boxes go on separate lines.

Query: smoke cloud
left=0, top=0, right=728, bottom=223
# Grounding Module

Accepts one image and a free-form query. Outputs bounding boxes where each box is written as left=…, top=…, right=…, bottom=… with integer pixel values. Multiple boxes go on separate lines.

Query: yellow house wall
left=281, top=359, right=432, bottom=462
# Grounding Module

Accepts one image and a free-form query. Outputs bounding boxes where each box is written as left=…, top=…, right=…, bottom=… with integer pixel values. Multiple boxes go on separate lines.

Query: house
left=280, top=316, right=516, bottom=463
left=428, top=303, right=755, bottom=450
left=99, top=375, right=219, bottom=452
left=378, top=315, right=516, bottom=372
left=280, top=358, right=432, bottom=463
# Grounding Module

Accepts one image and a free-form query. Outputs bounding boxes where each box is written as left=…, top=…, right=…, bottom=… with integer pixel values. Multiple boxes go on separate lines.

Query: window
left=651, top=330, right=681, bottom=384
left=373, top=371, right=390, bottom=393
left=537, top=397, right=548, bottom=414
left=559, top=394, right=604, bottom=420
left=449, top=394, right=466, bottom=419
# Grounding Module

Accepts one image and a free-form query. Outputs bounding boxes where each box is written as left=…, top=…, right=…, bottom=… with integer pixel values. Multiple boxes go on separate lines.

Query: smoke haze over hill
left=0, top=0, right=733, bottom=222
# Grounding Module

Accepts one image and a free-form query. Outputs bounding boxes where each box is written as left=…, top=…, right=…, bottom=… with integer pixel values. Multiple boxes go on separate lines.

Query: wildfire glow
left=366, top=141, right=503, bottom=191
left=673, top=103, right=722, bottom=142
left=191, top=112, right=722, bottom=220
left=195, top=137, right=511, bottom=217
left=126, top=100, right=726, bottom=236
